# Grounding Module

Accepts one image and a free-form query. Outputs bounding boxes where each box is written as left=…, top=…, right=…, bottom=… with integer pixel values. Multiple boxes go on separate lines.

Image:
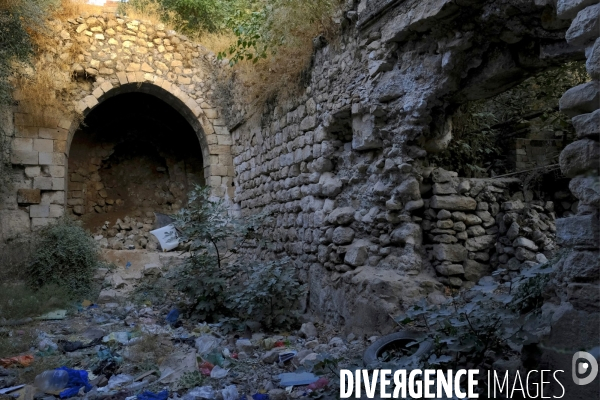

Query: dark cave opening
left=68, top=92, right=204, bottom=240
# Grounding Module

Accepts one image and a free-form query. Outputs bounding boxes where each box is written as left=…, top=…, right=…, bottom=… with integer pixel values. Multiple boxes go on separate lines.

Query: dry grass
left=215, top=0, right=340, bottom=108
left=118, top=0, right=180, bottom=30
left=11, top=0, right=92, bottom=127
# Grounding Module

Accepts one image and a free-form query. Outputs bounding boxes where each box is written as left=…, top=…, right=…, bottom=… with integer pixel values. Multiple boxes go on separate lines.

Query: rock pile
left=92, top=215, right=160, bottom=250
left=422, top=168, right=562, bottom=288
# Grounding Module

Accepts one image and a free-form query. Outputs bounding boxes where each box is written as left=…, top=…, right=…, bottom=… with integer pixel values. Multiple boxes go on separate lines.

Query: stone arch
left=67, top=79, right=216, bottom=182
left=6, top=14, right=234, bottom=231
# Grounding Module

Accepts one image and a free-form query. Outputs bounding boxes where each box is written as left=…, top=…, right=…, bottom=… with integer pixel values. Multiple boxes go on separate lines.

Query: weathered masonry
left=0, top=1, right=598, bottom=375
left=1, top=15, right=234, bottom=235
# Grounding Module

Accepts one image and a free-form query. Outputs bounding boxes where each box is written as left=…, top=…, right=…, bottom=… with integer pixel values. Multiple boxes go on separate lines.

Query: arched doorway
left=67, top=90, right=205, bottom=249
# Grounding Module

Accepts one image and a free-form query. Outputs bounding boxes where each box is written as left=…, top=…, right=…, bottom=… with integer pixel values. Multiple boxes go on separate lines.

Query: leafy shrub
left=173, top=186, right=304, bottom=330
left=27, top=218, right=101, bottom=299
left=230, top=257, right=305, bottom=330
left=395, top=263, right=553, bottom=371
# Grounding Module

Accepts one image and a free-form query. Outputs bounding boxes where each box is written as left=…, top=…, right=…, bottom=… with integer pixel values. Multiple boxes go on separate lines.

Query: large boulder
left=569, top=175, right=600, bottom=206
left=465, top=235, right=496, bottom=252
left=559, top=250, right=600, bottom=281
left=381, top=0, right=458, bottom=43
left=432, top=243, right=468, bottom=262
left=352, top=114, right=382, bottom=150
left=571, top=109, right=600, bottom=139
left=319, top=173, right=343, bottom=197
left=344, top=240, right=370, bottom=267
left=327, top=207, right=355, bottom=225
left=332, top=227, right=355, bottom=245
left=559, top=139, right=600, bottom=177
left=390, top=223, right=422, bottom=246
left=463, top=259, right=490, bottom=282
left=586, top=38, right=600, bottom=80
left=556, top=214, right=599, bottom=247
left=565, top=3, right=600, bottom=47
left=559, top=81, right=600, bottom=117
left=557, top=0, right=598, bottom=20
left=430, top=195, right=477, bottom=211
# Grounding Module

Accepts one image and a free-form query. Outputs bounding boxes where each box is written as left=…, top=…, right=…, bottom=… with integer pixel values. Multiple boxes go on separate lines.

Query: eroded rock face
left=224, top=0, right=583, bottom=331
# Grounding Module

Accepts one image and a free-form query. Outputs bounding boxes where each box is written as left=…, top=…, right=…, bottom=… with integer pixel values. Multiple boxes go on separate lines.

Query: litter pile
left=0, top=302, right=371, bottom=400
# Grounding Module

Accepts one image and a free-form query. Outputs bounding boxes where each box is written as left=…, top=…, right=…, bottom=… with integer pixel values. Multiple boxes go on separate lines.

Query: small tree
left=173, top=186, right=305, bottom=330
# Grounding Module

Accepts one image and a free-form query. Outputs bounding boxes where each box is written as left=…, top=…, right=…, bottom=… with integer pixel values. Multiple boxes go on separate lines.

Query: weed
left=0, top=283, right=71, bottom=321
left=178, top=371, right=204, bottom=390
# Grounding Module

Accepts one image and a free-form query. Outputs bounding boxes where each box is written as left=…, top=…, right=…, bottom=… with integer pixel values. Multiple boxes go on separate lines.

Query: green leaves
left=395, top=264, right=553, bottom=371
left=172, top=186, right=303, bottom=330
left=27, top=218, right=101, bottom=299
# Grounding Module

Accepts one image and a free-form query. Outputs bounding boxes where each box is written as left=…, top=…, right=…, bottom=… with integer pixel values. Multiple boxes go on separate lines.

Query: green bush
left=173, top=186, right=305, bottom=330
left=27, top=218, right=101, bottom=299
left=230, top=257, right=305, bottom=331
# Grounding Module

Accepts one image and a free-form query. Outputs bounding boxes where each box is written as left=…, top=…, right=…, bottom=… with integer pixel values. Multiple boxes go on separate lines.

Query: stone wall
left=540, top=2, right=600, bottom=396
left=1, top=12, right=234, bottom=236
left=227, top=0, right=585, bottom=331
left=420, top=169, right=566, bottom=288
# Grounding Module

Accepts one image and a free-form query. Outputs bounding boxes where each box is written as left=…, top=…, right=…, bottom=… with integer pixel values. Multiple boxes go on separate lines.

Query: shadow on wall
left=68, top=92, right=204, bottom=232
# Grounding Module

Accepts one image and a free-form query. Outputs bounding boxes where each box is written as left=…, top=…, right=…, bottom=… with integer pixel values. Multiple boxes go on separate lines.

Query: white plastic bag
left=149, top=224, right=179, bottom=251
left=221, top=385, right=238, bottom=400
left=195, top=335, right=219, bottom=355
left=210, top=366, right=229, bottom=379
left=184, top=386, right=215, bottom=400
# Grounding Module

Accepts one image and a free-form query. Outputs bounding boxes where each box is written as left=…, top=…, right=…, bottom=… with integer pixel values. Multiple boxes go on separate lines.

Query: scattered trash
left=307, top=377, right=329, bottom=390
left=203, top=350, right=225, bottom=367
left=103, top=332, right=132, bottom=345
left=59, top=338, right=102, bottom=352
left=199, top=361, right=214, bottom=376
left=125, top=262, right=132, bottom=269
left=137, top=389, right=168, bottom=400
left=166, top=308, right=179, bottom=327
left=0, top=384, right=25, bottom=395
left=34, top=369, right=69, bottom=392
left=209, top=365, right=228, bottom=379
left=278, top=351, right=296, bottom=363
left=158, top=351, right=198, bottom=384
left=183, top=385, right=215, bottom=400
left=107, top=374, right=134, bottom=390
left=150, top=225, right=179, bottom=252
left=277, top=372, right=319, bottom=387
left=221, top=385, right=238, bottom=400
left=195, top=335, right=219, bottom=355
left=0, top=355, right=34, bottom=368
left=56, top=367, right=93, bottom=398
left=36, top=310, right=67, bottom=320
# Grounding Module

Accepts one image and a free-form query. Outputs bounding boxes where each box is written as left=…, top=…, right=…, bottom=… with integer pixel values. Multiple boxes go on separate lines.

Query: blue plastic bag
left=166, top=308, right=179, bottom=326
left=57, top=367, right=93, bottom=399
left=137, top=390, right=169, bottom=400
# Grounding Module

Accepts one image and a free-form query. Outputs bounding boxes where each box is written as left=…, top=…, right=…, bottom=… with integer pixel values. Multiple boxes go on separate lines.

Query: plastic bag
left=221, top=385, right=238, bottom=400
left=103, top=332, right=131, bottom=345
left=195, top=335, right=219, bottom=355
left=56, top=367, right=93, bottom=399
left=209, top=366, right=228, bottom=379
left=107, top=374, right=134, bottom=390
left=184, top=386, right=215, bottom=400
left=149, top=224, right=179, bottom=251
left=166, top=309, right=179, bottom=327
left=199, top=361, right=214, bottom=376
left=137, top=390, right=169, bottom=400
left=0, top=355, right=34, bottom=368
